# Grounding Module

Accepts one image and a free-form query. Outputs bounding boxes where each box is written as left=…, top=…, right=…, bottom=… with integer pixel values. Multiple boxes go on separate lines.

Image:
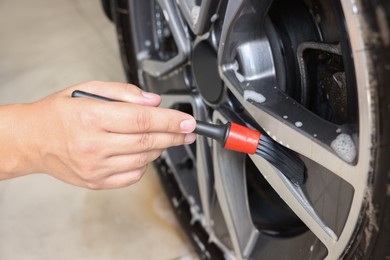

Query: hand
left=2, top=81, right=196, bottom=189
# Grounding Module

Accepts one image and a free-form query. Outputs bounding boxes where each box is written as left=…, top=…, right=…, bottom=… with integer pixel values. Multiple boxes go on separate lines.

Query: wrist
left=0, top=103, right=42, bottom=179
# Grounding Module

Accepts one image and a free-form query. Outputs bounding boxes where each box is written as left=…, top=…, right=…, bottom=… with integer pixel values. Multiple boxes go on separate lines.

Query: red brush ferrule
left=223, top=122, right=261, bottom=154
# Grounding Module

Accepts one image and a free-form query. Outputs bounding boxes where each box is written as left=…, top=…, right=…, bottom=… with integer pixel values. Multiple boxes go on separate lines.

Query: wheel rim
left=128, top=0, right=371, bottom=259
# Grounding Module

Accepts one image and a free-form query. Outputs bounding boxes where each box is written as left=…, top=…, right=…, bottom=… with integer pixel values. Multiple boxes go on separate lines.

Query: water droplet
left=352, top=5, right=358, bottom=14
left=210, top=14, right=219, bottom=23
left=315, top=13, right=321, bottom=23
left=295, top=121, right=303, bottom=127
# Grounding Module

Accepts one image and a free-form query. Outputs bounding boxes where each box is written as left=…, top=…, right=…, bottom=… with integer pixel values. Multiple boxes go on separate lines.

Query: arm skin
left=0, top=81, right=196, bottom=189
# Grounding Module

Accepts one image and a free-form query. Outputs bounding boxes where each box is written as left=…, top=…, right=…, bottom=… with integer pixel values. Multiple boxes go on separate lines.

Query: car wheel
left=112, top=0, right=390, bottom=259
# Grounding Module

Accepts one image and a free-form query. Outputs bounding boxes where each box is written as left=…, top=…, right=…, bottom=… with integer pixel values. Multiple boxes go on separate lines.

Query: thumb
left=67, top=81, right=161, bottom=106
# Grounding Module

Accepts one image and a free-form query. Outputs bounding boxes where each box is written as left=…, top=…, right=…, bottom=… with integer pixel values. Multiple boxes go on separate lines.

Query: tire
left=112, top=0, right=390, bottom=259
left=101, top=0, right=113, bottom=21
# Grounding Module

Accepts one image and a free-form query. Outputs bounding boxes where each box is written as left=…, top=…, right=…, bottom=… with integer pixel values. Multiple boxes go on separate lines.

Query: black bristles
left=257, top=135, right=305, bottom=185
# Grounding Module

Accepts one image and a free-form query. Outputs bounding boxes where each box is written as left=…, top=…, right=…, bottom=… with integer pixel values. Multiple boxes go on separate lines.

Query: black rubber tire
left=101, top=0, right=113, bottom=21
left=111, top=0, right=390, bottom=258
left=110, top=0, right=138, bottom=85
left=340, top=2, right=390, bottom=258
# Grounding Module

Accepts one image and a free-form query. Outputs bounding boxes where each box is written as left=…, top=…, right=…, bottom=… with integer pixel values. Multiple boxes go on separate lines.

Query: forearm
left=0, top=103, right=40, bottom=179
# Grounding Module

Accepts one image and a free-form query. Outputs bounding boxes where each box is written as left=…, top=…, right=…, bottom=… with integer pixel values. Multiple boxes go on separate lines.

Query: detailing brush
left=195, top=120, right=305, bottom=185
left=71, top=90, right=306, bottom=185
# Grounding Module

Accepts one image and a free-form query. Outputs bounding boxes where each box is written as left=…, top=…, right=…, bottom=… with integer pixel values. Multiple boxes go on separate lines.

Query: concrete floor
left=0, top=0, right=195, bottom=259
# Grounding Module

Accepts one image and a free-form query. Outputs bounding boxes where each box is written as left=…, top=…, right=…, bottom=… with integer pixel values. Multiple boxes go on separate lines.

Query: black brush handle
left=194, top=121, right=230, bottom=145
left=71, top=90, right=119, bottom=102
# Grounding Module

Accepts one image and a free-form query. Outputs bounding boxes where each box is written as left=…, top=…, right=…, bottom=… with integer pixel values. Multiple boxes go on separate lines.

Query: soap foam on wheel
left=331, top=133, right=357, bottom=163
left=244, top=90, right=266, bottom=103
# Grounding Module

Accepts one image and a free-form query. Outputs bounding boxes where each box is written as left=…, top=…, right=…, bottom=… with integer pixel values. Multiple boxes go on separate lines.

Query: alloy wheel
left=113, top=0, right=388, bottom=259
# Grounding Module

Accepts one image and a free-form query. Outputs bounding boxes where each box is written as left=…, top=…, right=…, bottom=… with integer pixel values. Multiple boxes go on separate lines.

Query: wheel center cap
left=192, top=40, right=224, bottom=105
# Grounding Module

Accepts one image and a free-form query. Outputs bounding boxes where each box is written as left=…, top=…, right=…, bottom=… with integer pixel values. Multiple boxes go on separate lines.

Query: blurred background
left=0, top=0, right=194, bottom=259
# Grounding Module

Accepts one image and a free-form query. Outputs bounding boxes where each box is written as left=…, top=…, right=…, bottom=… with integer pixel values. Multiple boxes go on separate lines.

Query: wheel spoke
left=212, top=111, right=259, bottom=259
left=249, top=155, right=338, bottom=250
left=160, top=93, right=216, bottom=229
left=195, top=131, right=215, bottom=227
left=236, top=84, right=357, bottom=184
left=140, top=0, right=190, bottom=77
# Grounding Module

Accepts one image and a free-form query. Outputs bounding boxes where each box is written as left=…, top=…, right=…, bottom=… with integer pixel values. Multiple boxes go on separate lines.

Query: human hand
left=17, top=81, right=196, bottom=189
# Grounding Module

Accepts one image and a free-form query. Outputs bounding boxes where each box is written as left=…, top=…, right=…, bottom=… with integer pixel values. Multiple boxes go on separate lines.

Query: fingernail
left=184, top=133, right=197, bottom=144
left=142, top=91, right=160, bottom=99
left=180, top=118, right=196, bottom=132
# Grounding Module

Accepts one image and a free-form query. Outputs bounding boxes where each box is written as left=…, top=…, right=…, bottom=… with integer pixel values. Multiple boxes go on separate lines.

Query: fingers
left=87, top=167, right=148, bottom=190
left=66, top=81, right=161, bottom=107
left=65, top=81, right=196, bottom=134
left=106, top=150, right=162, bottom=176
left=83, top=150, right=162, bottom=189
left=84, top=101, right=196, bottom=134
left=102, top=132, right=196, bottom=156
